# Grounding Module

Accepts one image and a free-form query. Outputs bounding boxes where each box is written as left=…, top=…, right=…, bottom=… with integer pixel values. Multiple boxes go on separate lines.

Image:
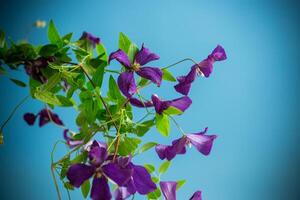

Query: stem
left=162, top=58, right=200, bottom=70
left=105, top=69, right=121, bottom=74
left=168, top=115, right=185, bottom=136
left=51, top=164, right=62, bottom=200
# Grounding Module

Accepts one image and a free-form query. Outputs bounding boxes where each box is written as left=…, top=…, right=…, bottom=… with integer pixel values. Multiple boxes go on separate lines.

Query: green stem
left=51, top=165, right=62, bottom=200
left=168, top=115, right=185, bottom=136
left=162, top=58, right=200, bottom=70
left=105, top=69, right=121, bottom=74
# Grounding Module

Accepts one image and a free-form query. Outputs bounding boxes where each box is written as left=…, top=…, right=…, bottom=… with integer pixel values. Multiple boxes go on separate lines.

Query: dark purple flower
left=160, top=181, right=202, bottom=200
left=24, top=57, right=54, bottom=83
left=109, top=44, right=162, bottom=97
left=80, top=31, right=101, bottom=47
left=67, top=141, right=133, bottom=200
left=152, top=94, right=192, bottom=115
left=23, top=108, right=63, bottom=127
left=174, top=45, right=227, bottom=95
left=155, top=127, right=217, bottom=161
left=63, top=129, right=84, bottom=148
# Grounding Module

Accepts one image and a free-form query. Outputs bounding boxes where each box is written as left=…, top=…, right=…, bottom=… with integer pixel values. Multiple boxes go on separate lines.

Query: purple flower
left=109, top=44, right=163, bottom=97
left=174, top=45, right=227, bottom=95
left=24, top=57, right=55, bottom=83
left=80, top=31, right=101, bottom=47
left=63, top=129, right=84, bottom=148
left=67, top=141, right=133, bottom=200
left=160, top=181, right=202, bottom=200
left=155, top=127, right=217, bottom=161
left=23, top=108, right=63, bottom=127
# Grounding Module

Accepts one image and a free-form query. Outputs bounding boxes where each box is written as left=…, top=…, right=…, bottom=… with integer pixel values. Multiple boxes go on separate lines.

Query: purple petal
left=136, top=67, right=163, bottom=86
left=189, top=191, right=202, bottom=200
left=23, top=113, right=36, bottom=125
left=63, top=129, right=84, bottom=148
left=80, top=32, right=101, bottom=47
left=187, top=128, right=217, bottom=156
left=102, top=163, right=133, bottom=186
left=66, top=164, right=95, bottom=188
left=171, top=137, right=188, bottom=155
left=114, top=179, right=136, bottom=200
left=210, top=45, right=227, bottom=61
left=116, top=156, right=132, bottom=168
left=160, top=181, right=177, bottom=200
left=118, top=72, right=137, bottom=98
left=109, top=49, right=131, bottom=69
left=151, top=94, right=169, bottom=114
left=134, top=44, right=160, bottom=66
left=169, top=96, right=192, bottom=113
left=174, top=66, right=197, bottom=95
left=132, top=165, right=156, bottom=195
left=197, top=59, right=214, bottom=78
left=129, top=97, right=153, bottom=108
left=38, top=109, right=63, bottom=127
left=88, top=141, right=108, bottom=166
left=155, top=144, right=169, bottom=160
left=90, top=176, right=112, bottom=200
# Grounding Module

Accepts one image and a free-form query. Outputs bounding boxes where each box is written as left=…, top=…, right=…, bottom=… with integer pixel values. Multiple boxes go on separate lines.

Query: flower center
left=132, top=62, right=141, bottom=71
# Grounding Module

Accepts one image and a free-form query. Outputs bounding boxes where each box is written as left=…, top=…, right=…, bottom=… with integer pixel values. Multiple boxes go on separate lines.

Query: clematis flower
left=24, top=57, right=55, bottom=83
left=63, top=129, right=84, bottom=148
left=67, top=141, right=133, bottom=200
left=155, top=127, right=217, bottom=161
left=79, top=31, right=101, bottom=47
left=114, top=156, right=157, bottom=199
left=174, top=45, right=227, bottom=95
left=23, top=108, right=63, bottom=127
left=109, top=44, right=163, bottom=97
left=160, top=181, right=202, bottom=200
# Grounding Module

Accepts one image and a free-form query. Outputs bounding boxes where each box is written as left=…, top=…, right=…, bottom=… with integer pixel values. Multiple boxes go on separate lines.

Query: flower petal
left=90, top=176, right=112, bottom=200
left=189, top=191, right=202, bottom=200
left=210, top=45, right=227, bottom=61
left=197, top=59, right=214, bottom=78
left=80, top=32, right=101, bottom=47
left=160, top=181, right=177, bottom=200
left=114, top=179, right=136, bottom=200
left=169, top=96, right=192, bottom=113
left=132, top=164, right=157, bottom=195
left=38, top=109, right=64, bottom=127
left=63, top=129, right=84, bottom=148
left=102, top=163, right=133, bottom=186
left=88, top=141, right=108, bottom=166
left=174, top=66, right=197, bottom=95
left=134, top=44, right=160, bottom=66
left=151, top=94, right=169, bottom=114
left=23, top=113, right=36, bottom=125
left=129, top=97, right=153, bottom=108
left=187, top=128, right=217, bottom=156
left=136, top=67, right=163, bottom=86
left=66, top=164, right=95, bottom=188
left=171, top=137, right=187, bottom=155
left=117, top=72, right=137, bottom=98
left=109, top=49, right=131, bottom=69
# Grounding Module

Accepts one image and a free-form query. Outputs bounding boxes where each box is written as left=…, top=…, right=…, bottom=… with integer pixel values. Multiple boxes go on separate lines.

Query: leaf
left=9, top=78, right=26, bottom=87
left=155, top=113, right=170, bottom=136
left=42, top=72, right=61, bottom=91
left=81, top=180, right=90, bottom=198
left=176, top=179, right=186, bottom=190
left=117, top=137, right=141, bottom=156
left=147, top=188, right=161, bottom=199
left=92, top=66, right=105, bottom=88
left=39, top=44, right=58, bottom=57
left=47, top=20, right=61, bottom=44
left=164, top=106, right=183, bottom=115
left=71, top=151, right=88, bottom=164
left=0, top=30, right=5, bottom=48
left=134, top=118, right=155, bottom=137
left=64, top=182, right=74, bottom=190
left=162, top=68, right=176, bottom=82
left=34, top=90, right=62, bottom=106
left=138, top=77, right=149, bottom=87
left=139, top=142, right=157, bottom=153
left=158, top=160, right=171, bottom=175
left=108, top=75, right=123, bottom=100
left=96, top=43, right=108, bottom=62
left=144, top=164, right=155, bottom=174
left=56, top=95, right=74, bottom=107
left=0, top=66, right=6, bottom=75
left=118, top=32, right=138, bottom=63
left=62, top=32, right=73, bottom=43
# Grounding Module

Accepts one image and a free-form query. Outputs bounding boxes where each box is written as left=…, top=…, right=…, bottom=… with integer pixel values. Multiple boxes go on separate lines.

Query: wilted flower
left=63, top=129, right=84, bottom=148
left=23, top=108, right=63, bottom=127
left=160, top=181, right=202, bottom=200
left=79, top=31, right=101, bottom=48
left=109, top=44, right=163, bottom=98
left=155, top=127, right=216, bottom=161
left=174, top=45, right=227, bottom=95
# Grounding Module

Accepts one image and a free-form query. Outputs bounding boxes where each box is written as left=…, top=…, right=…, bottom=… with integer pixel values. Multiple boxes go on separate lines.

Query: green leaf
left=0, top=30, right=5, bottom=48
left=139, top=142, right=157, bottom=153
left=81, top=179, right=90, bottom=198
left=138, top=77, right=149, bottom=87
left=42, top=72, right=61, bottom=91
left=152, top=176, right=159, bottom=183
left=108, top=75, right=123, bottom=100
left=155, top=113, right=170, bottom=136
left=147, top=188, right=161, bottom=199
left=176, top=179, right=186, bottom=190
left=162, top=68, right=176, bottom=82
left=56, top=95, right=74, bottom=107
left=159, top=160, right=171, bottom=175
left=34, top=90, right=62, bottom=106
left=0, top=66, right=6, bottom=75
left=62, top=32, right=73, bottom=43
left=9, top=78, right=26, bottom=87
left=117, top=137, right=141, bottom=156
left=144, top=164, right=155, bottom=174
left=39, top=44, right=58, bottom=57
left=92, top=66, right=105, bottom=88
left=71, top=151, right=88, bottom=164
left=164, top=106, right=183, bottom=115
left=96, top=43, right=108, bottom=62
left=118, top=32, right=138, bottom=63
left=134, top=119, right=155, bottom=137
left=47, top=20, right=61, bottom=44
left=64, top=182, right=74, bottom=190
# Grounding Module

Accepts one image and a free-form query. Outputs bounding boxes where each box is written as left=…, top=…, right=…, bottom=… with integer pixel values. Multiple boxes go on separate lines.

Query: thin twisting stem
left=51, top=165, right=62, bottom=200
left=162, top=58, right=200, bottom=70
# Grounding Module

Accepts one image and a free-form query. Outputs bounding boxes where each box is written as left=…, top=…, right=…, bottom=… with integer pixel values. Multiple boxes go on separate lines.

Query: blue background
left=0, top=0, right=299, bottom=199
